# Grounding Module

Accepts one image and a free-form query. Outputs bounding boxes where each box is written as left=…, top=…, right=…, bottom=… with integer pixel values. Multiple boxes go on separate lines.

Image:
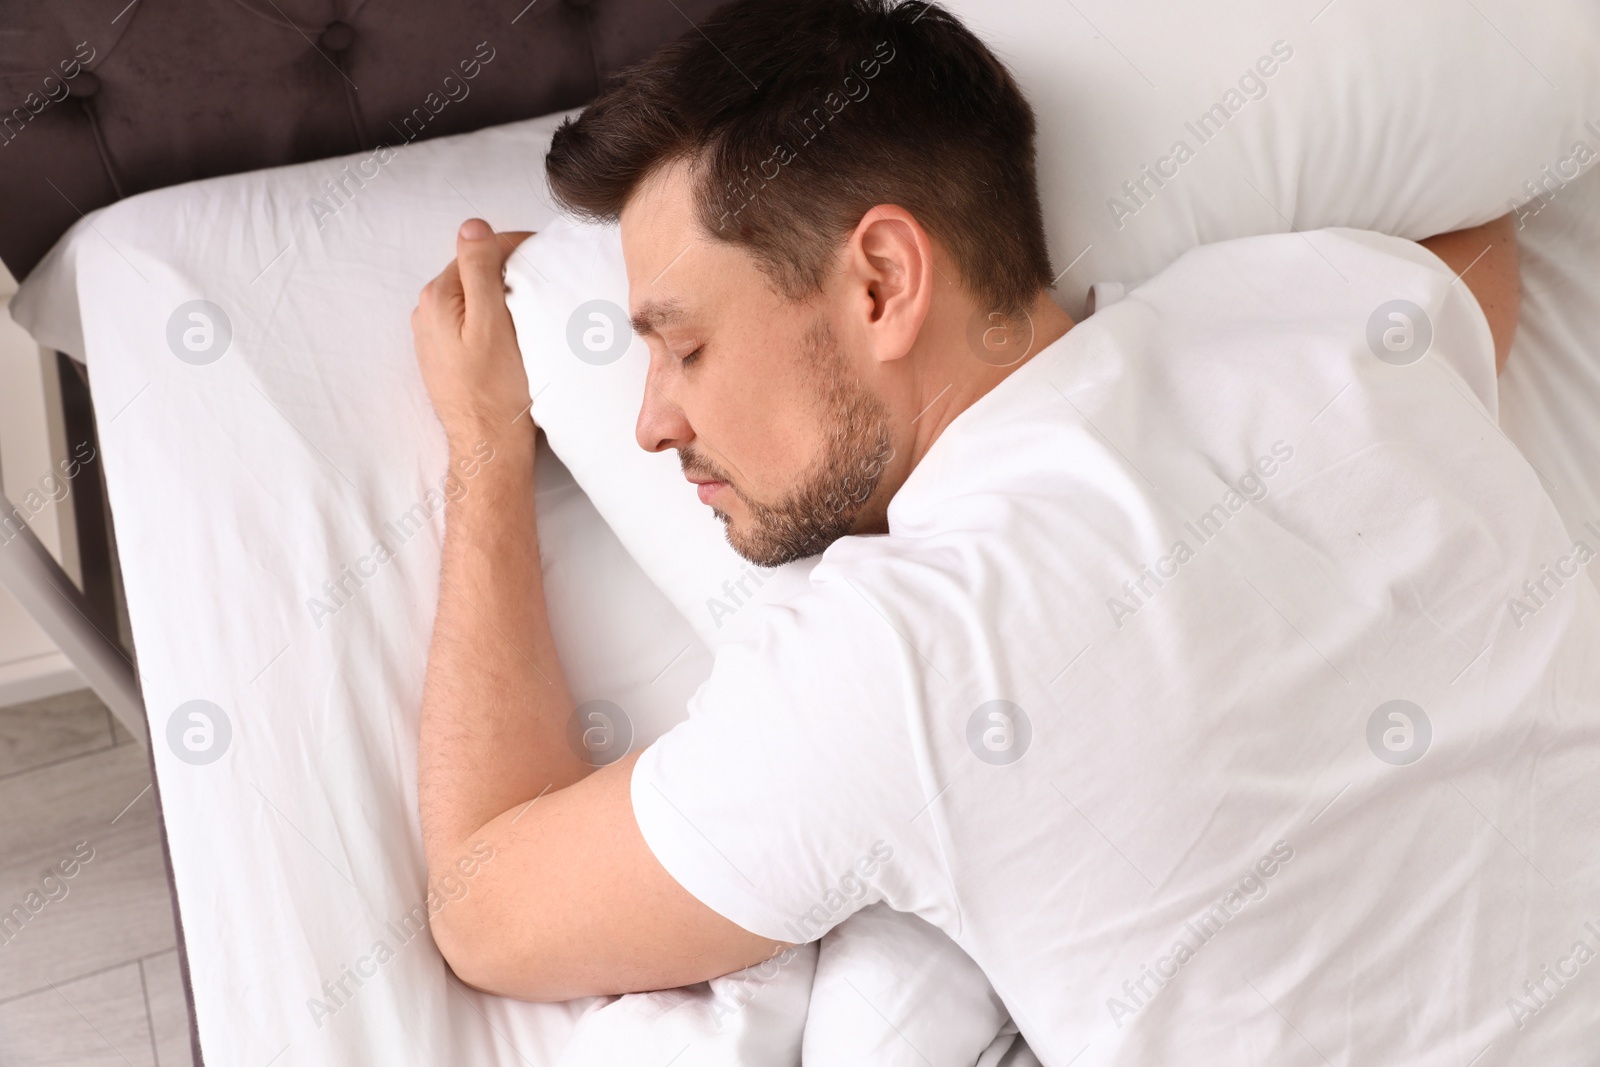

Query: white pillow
left=945, top=0, right=1600, bottom=313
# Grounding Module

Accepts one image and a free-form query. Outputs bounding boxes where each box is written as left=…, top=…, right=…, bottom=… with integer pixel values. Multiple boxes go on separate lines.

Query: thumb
left=455, top=218, right=516, bottom=326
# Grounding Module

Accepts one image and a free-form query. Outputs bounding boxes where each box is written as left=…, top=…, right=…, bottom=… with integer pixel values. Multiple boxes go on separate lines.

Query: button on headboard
left=0, top=0, right=723, bottom=280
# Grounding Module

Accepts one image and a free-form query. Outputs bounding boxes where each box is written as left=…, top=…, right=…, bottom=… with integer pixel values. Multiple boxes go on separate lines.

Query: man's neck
left=852, top=288, right=1077, bottom=537
left=907, top=287, right=1076, bottom=470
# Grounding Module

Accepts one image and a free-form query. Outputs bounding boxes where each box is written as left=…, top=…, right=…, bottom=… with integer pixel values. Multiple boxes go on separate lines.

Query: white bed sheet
left=9, top=115, right=835, bottom=1067
left=1500, top=157, right=1600, bottom=558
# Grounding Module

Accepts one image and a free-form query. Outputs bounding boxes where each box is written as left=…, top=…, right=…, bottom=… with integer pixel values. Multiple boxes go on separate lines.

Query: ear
left=845, top=205, right=934, bottom=366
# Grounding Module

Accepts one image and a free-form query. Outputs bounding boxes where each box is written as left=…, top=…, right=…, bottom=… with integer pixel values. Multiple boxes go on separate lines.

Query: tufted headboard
left=0, top=0, right=725, bottom=282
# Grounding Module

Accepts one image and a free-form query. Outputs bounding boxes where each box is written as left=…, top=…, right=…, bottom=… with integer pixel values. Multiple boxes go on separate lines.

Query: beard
left=680, top=316, right=894, bottom=568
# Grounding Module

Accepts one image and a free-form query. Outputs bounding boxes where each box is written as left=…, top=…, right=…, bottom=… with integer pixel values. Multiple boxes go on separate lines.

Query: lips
left=685, top=468, right=728, bottom=506
left=692, top=479, right=726, bottom=505
left=683, top=450, right=731, bottom=507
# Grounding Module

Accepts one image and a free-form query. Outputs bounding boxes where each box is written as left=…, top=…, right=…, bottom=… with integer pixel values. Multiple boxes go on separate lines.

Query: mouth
left=687, top=476, right=728, bottom=506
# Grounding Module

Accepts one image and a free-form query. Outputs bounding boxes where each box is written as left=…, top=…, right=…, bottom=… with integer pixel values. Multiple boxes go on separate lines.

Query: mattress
left=12, top=115, right=705, bottom=1066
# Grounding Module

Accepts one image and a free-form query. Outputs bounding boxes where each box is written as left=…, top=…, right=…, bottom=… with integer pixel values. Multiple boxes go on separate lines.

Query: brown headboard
left=0, top=0, right=724, bottom=281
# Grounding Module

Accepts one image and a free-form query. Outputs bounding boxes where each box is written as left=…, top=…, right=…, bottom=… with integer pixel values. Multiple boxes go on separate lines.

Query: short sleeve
left=1334, top=227, right=1501, bottom=416
left=630, top=585, right=921, bottom=944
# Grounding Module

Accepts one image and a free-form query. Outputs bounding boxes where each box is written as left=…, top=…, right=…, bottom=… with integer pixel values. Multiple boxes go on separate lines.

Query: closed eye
left=680, top=344, right=705, bottom=367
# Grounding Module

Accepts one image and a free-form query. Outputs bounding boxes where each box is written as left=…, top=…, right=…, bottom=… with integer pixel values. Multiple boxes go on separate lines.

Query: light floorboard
left=0, top=961, right=156, bottom=1067
left=0, top=690, right=193, bottom=1065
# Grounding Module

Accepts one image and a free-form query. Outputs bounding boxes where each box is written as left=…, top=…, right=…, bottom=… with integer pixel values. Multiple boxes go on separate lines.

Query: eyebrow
left=629, top=298, right=690, bottom=338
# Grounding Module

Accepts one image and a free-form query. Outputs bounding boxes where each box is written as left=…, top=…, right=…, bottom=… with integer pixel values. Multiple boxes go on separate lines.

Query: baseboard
left=0, top=650, right=84, bottom=708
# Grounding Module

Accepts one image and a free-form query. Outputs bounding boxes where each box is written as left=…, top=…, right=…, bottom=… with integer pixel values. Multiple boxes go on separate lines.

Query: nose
left=635, top=354, right=693, bottom=454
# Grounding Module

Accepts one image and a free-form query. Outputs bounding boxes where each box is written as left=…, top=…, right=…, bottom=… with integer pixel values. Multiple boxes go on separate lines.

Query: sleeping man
left=408, top=0, right=1600, bottom=1062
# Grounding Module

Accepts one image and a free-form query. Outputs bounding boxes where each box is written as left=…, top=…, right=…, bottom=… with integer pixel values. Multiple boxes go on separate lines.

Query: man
left=410, top=0, right=1597, bottom=1062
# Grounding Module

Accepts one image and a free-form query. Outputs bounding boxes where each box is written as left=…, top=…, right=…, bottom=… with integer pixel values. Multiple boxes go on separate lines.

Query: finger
left=421, top=257, right=460, bottom=298
left=456, top=218, right=516, bottom=325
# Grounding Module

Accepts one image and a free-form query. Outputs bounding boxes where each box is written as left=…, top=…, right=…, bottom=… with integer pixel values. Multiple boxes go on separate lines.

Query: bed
left=4, top=0, right=1600, bottom=1064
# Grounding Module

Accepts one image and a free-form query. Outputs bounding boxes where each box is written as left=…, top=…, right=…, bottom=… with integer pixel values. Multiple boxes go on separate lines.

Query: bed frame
left=0, top=1, right=721, bottom=1060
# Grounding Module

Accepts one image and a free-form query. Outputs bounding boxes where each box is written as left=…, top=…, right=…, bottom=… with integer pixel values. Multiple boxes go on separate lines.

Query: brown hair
left=544, top=0, right=1055, bottom=318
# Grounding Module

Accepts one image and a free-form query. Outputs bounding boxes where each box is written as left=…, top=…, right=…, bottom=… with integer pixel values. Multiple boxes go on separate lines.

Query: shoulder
left=693, top=536, right=992, bottom=720
left=707, top=554, right=918, bottom=679
left=1146, top=226, right=1470, bottom=306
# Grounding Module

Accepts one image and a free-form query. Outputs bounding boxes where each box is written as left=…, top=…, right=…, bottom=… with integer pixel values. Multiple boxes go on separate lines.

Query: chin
left=719, top=516, right=773, bottom=567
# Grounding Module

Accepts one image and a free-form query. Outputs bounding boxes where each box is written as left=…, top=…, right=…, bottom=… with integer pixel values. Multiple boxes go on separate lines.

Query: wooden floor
left=0, top=689, right=194, bottom=1066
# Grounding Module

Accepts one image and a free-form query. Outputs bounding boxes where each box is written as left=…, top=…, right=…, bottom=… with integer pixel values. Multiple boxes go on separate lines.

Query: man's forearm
left=417, top=424, right=591, bottom=876
left=408, top=223, right=779, bottom=998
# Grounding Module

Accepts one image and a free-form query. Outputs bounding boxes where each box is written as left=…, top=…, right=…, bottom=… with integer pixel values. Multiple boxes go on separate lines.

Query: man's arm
left=1416, top=212, right=1520, bottom=374
left=411, top=218, right=783, bottom=1000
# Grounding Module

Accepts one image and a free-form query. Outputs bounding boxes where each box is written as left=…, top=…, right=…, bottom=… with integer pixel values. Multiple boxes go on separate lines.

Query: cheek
left=700, top=325, right=825, bottom=491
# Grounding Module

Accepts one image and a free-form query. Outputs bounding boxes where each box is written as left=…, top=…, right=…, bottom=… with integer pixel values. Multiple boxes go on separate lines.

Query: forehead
left=620, top=159, right=716, bottom=336
left=617, top=160, right=700, bottom=327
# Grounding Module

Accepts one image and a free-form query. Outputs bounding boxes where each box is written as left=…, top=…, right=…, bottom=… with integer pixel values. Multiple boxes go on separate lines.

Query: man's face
left=620, top=161, right=893, bottom=567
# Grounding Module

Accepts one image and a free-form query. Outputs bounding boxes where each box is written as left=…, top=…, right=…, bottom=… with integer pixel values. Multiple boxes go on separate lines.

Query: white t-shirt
left=632, top=228, right=1600, bottom=1067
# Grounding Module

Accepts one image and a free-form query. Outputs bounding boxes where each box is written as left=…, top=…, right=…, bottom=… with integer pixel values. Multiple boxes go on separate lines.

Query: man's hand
left=412, top=218, right=536, bottom=445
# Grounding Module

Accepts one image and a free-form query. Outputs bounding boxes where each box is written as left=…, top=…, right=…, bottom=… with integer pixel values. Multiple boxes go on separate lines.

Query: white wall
left=0, top=258, right=85, bottom=705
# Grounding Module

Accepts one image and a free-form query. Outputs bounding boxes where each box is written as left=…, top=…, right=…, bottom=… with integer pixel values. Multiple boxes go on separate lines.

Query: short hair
left=544, top=0, right=1055, bottom=318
